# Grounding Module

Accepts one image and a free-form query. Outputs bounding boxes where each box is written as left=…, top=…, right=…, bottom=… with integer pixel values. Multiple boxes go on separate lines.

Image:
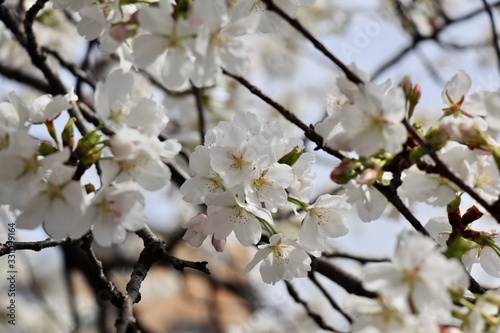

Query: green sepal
left=38, top=141, right=58, bottom=156
left=81, top=147, right=102, bottom=168
left=62, top=117, right=75, bottom=149
left=278, top=146, right=303, bottom=166
left=76, top=130, right=101, bottom=157
left=443, top=236, right=473, bottom=260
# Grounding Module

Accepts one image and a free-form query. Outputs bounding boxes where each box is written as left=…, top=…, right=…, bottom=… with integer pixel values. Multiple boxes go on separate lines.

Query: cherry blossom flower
left=17, top=164, right=89, bottom=239
left=287, top=152, right=316, bottom=203
left=12, top=90, right=77, bottom=124
left=102, top=127, right=181, bottom=190
left=133, top=0, right=197, bottom=90
left=344, top=295, right=441, bottom=333
left=344, top=180, right=388, bottom=222
left=244, top=233, right=311, bottom=285
left=209, top=137, right=258, bottom=188
left=84, top=182, right=145, bottom=247
left=362, top=231, right=469, bottom=321
left=444, top=145, right=500, bottom=204
left=95, top=69, right=168, bottom=136
left=298, top=194, right=350, bottom=252
left=398, top=168, right=457, bottom=207
left=0, top=134, right=69, bottom=210
left=205, top=191, right=266, bottom=246
left=180, top=145, right=226, bottom=204
left=339, top=84, right=406, bottom=156
left=189, top=1, right=258, bottom=86
left=244, top=157, right=294, bottom=213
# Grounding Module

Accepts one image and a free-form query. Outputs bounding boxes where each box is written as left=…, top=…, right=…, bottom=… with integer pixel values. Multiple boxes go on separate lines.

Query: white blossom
left=244, top=233, right=312, bottom=285
left=298, top=194, right=350, bottom=252
left=84, top=182, right=145, bottom=247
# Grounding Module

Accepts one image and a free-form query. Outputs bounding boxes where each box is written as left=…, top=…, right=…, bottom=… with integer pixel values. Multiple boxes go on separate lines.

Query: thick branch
left=116, top=226, right=210, bottom=332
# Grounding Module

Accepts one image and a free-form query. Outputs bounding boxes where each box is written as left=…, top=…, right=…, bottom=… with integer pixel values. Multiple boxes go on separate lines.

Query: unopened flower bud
left=356, top=168, right=378, bottom=185
left=212, top=236, right=226, bottom=252
left=182, top=212, right=209, bottom=247
left=426, top=126, right=450, bottom=151
left=413, top=84, right=422, bottom=103
left=330, top=159, right=360, bottom=184
left=400, top=75, right=413, bottom=96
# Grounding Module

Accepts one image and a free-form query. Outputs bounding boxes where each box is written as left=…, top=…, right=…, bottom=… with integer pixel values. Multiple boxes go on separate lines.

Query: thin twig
left=42, top=46, right=97, bottom=88
left=0, top=62, right=50, bottom=92
left=315, top=258, right=377, bottom=298
left=191, top=82, right=206, bottom=144
left=323, top=251, right=390, bottom=264
left=481, top=0, right=500, bottom=75
left=0, top=237, right=80, bottom=255
left=308, top=272, right=353, bottom=324
left=372, top=1, right=500, bottom=79
left=263, top=0, right=364, bottom=85
left=413, top=45, right=446, bottom=86
left=284, top=280, right=344, bottom=333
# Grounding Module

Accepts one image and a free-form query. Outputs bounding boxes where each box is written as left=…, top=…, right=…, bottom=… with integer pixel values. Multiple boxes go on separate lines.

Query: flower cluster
left=0, top=69, right=180, bottom=246
left=3, top=0, right=500, bottom=331
left=52, top=0, right=317, bottom=92
left=180, top=112, right=351, bottom=284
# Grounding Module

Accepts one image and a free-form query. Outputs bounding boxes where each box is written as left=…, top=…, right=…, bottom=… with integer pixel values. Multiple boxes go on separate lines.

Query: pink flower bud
left=401, top=75, right=413, bottom=95
left=182, top=212, right=209, bottom=248
left=413, top=83, right=422, bottom=102
left=330, top=160, right=359, bottom=184
left=356, top=168, right=378, bottom=185
left=211, top=236, right=226, bottom=252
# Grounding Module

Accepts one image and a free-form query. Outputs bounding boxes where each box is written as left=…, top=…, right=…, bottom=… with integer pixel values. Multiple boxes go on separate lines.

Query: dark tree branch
left=0, top=236, right=80, bottom=255
left=372, top=1, right=500, bottom=79
left=223, top=69, right=430, bottom=238
left=323, top=251, right=390, bottom=264
left=315, top=258, right=377, bottom=299
left=263, top=0, right=364, bottom=85
left=403, top=119, right=499, bottom=221
left=0, top=62, right=51, bottom=92
left=222, top=68, right=344, bottom=160
left=308, top=272, right=353, bottom=324
left=42, top=46, right=97, bottom=88
left=481, top=0, right=500, bottom=75
left=373, top=182, right=430, bottom=236
left=191, top=82, right=206, bottom=144
left=79, top=233, right=126, bottom=308
left=284, top=280, right=344, bottom=333
left=116, top=226, right=210, bottom=332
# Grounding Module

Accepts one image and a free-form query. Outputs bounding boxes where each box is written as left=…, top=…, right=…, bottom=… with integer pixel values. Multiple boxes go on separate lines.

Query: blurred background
left=1, top=0, right=500, bottom=332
